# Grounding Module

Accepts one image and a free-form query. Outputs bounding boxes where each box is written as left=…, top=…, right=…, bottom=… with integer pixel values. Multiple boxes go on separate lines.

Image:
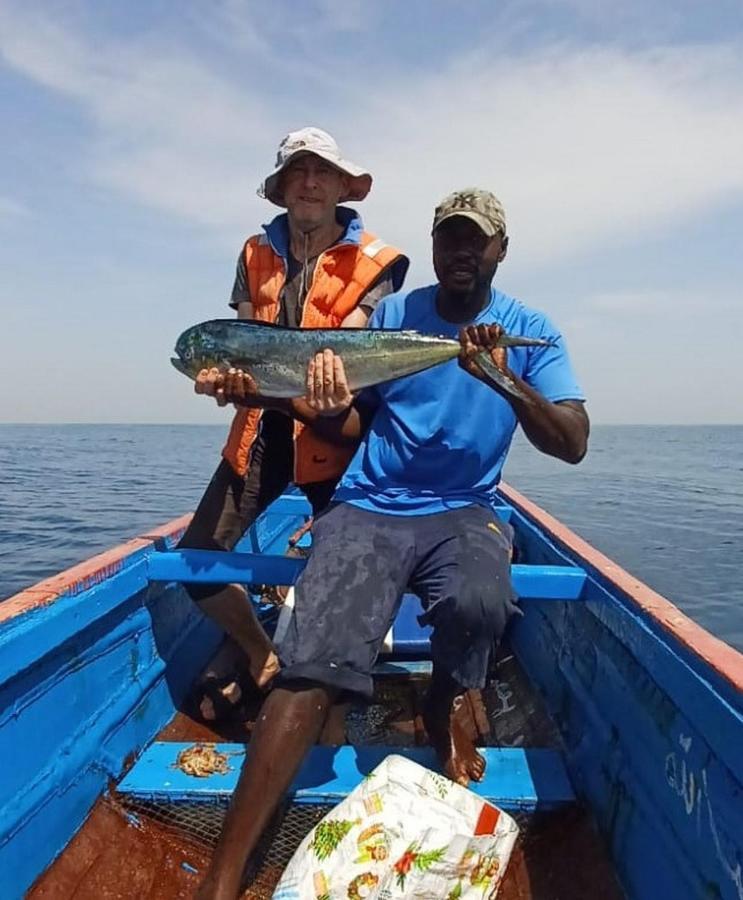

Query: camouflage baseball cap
left=432, top=188, right=507, bottom=237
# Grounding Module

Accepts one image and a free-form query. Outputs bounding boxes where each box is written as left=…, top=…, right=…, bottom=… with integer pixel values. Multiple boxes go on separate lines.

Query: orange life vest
left=222, top=228, right=407, bottom=484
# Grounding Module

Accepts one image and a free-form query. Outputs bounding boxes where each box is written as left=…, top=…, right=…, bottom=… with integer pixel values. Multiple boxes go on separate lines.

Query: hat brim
left=432, top=210, right=501, bottom=237
left=259, top=149, right=372, bottom=207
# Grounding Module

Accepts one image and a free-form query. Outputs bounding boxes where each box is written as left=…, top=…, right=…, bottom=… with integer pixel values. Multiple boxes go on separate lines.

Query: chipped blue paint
left=0, top=555, right=220, bottom=898
left=507, top=499, right=743, bottom=900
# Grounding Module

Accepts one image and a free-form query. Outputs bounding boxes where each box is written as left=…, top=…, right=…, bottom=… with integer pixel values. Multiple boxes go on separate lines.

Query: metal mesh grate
left=116, top=795, right=332, bottom=897
left=118, top=796, right=230, bottom=851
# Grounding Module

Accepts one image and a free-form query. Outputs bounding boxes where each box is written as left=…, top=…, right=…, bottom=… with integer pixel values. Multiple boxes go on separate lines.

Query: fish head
left=172, top=320, right=232, bottom=380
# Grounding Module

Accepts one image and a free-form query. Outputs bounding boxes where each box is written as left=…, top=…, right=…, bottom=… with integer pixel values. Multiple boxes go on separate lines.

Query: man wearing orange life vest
left=179, top=128, right=408, bottom=714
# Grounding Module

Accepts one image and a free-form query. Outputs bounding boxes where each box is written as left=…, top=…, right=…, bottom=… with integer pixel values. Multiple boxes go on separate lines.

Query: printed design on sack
left=393, top=841, right=447, bottom=890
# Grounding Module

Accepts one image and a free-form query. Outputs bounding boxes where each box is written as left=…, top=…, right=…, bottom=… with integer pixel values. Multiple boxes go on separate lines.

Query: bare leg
left=196, top=682, right=336, bottom=900
left=319, top=700, right=350, bottom=745
left=198, top=583, right=280, bottom=689
left=423, top=666, right=486, bottom=787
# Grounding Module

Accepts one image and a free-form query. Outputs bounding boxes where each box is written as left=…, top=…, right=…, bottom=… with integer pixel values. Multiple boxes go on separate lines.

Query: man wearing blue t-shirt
left=197, top=189, right=589, bottom=900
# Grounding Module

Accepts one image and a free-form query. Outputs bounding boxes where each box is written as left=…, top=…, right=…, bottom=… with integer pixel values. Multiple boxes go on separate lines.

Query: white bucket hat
left=258, top=127, right=373, bottom=207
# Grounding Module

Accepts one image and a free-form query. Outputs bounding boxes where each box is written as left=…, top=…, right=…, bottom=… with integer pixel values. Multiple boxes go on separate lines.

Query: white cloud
left=0, top=6, right=278, bottom=235
left=1, top=7, right=742, bottom=271
left=354, top=43, right=743, bottom=276
left=1, top=4, right=742, bottom=424
left=0, top=195, right=30, bottom=220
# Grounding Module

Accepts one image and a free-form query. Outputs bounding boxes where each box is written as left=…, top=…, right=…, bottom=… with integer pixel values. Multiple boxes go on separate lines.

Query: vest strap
left=362, top=238, right=388, bottom=259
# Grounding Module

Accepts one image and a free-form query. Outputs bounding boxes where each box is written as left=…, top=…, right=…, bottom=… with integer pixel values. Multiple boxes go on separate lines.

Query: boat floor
left=30, top=644, right=624, bottom=899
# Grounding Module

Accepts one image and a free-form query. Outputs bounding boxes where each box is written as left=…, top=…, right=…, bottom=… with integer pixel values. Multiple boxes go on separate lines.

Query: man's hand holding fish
left=193, top=352, right=356, bottom=419
left=305, top=349, right=354, bottom=417
left=194, top=366, right=267, bottom=409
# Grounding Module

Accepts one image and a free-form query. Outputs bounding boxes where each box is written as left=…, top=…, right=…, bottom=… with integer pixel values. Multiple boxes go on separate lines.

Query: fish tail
left=475, top=352, right=529, bottom=401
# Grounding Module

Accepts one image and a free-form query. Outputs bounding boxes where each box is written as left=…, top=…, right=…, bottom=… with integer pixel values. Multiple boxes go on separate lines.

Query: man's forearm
left=272, top=398, right=366, bottom=446
left=507, top=375, right=589, bottom=463
left=225, top=389, right=366, bottom=446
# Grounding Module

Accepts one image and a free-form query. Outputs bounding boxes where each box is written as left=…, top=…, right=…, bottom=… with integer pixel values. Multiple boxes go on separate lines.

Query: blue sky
left=1, top=0, right=742, bottom=424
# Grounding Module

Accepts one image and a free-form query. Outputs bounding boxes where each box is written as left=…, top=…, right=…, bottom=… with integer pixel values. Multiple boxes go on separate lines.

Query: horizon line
left=1, top=421, right=742, bottom=428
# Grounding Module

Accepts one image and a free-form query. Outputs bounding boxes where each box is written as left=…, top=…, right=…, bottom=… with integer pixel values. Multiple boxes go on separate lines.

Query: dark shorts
left=178, top=411, right=335, bottom=601
left=276, top=502, right=519, bottom=699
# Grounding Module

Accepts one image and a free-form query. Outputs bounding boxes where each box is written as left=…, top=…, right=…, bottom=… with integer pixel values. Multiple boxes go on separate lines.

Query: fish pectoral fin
left=474, top=352, right=528, bottom=401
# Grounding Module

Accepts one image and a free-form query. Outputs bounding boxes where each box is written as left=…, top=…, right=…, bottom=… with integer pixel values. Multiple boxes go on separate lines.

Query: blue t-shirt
left=334, top=285, right=585, bottom=515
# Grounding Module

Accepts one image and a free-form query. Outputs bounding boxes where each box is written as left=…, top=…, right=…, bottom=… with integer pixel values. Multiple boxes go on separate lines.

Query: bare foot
left=249, top=645, right=280, bottom=690
left=197, top=585, right=280, bottom=691
left=423, top=693, right=486, bottom=787
left=229, top=592, right=280, bottom=689
left=195, top=640, right=279, bottom=724
left=199, top=678, right=243, bottom=722
left=197, top=654, right=280, bottom=723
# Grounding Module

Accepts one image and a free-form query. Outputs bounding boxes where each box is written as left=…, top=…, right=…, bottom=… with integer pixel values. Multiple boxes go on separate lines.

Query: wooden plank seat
left=263, top=494, right=514, bottom=525
left=117, top=743, right=575, bottom=813
left=147, top=551, right=587, bottom=603
left=147, top=495, right=587, bottom=660
left=147, top=550, right=585, bottom=663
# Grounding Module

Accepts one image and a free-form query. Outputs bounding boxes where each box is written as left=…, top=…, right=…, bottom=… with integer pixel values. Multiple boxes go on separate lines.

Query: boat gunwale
left=500, top=482, right=743, bottom=695
left=0, top=515, right=192, bottom=626
left=3, top=486, right=742, bottom=694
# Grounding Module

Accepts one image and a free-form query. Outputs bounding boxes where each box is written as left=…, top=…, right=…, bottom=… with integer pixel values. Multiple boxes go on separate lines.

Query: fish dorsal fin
left=236, top=318, right=287, bottom=329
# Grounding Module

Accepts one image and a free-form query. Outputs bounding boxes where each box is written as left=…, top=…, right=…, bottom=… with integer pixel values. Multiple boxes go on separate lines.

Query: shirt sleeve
left=366, top=294, right=401, bottom=329
left=358, top=267, right=397, bottom=316
left=522, top=313, right=586, bottom=403
left=228, top=251, right=251, bottom=310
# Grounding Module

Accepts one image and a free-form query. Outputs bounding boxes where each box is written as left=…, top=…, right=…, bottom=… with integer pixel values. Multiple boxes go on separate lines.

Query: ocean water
left=0, top=424, right=741, bottom=653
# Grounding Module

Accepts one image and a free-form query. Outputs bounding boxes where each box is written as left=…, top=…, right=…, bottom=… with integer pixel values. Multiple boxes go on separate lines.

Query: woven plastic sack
left=273, top=754, right=519, bottom=899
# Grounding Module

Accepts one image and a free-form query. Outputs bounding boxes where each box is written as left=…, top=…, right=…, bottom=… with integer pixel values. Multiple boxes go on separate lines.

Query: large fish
left=171, top=319, right=554, bottom=401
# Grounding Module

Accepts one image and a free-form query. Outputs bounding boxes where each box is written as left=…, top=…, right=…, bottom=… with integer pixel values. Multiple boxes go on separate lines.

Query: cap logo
left=450, top=191, right=479, bottom=211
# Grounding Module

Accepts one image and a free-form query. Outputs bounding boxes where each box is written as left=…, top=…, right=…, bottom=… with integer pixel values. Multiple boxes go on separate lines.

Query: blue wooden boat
left=1, top=484, right=741, bottom=898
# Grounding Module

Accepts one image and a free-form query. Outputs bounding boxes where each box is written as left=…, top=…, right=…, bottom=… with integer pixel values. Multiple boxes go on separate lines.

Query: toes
left=252, top=652, right=281, bottom=690
left=222, top=681, right=242, bottom=705
left=199, top=697, right=216, bottom=721
left=444, top=759, right=471, bottom=787
left=470, top=753, right=486, bottom=782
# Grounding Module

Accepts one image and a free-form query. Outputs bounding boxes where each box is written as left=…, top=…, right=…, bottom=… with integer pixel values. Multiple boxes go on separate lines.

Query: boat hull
left=502, top=484, right=743, bottom=900
left=0, top=487, right=741, bottom=898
